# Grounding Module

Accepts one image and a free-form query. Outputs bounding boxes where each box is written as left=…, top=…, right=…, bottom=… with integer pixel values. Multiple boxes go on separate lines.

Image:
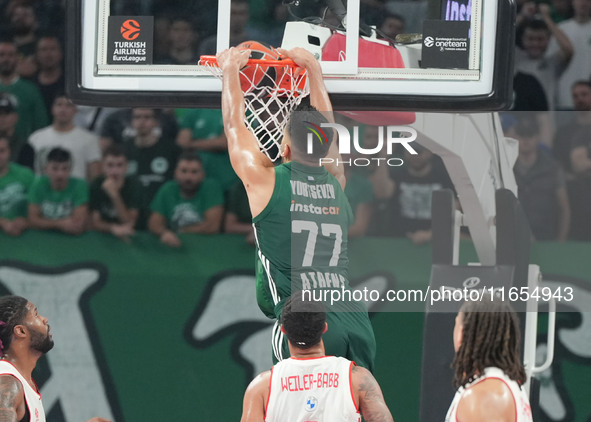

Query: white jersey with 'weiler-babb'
left=265, top=356, right=360, bottom=422
left=0, top=360, right=45, bottom=422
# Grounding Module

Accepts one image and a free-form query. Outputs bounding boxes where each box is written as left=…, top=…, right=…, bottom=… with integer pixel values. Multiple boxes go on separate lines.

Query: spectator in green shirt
left=27, top=147, right=88, bottom=235
left=0, top=135, right=34, bottom=236
left=176, top=108, right=238, bottom=194
left=149, top=151, right=224, bottom=248
left=90, top=145, right=142, bottom=240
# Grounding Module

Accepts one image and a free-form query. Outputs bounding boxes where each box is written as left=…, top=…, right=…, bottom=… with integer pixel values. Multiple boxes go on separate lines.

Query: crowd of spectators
left=1, top=0, right=591, bottom=245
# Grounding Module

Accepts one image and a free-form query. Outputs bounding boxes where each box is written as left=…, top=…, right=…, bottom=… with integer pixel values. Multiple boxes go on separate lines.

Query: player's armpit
left=0, top=375, right=24, bottom=422
left=240, top=371, right=271, bottom=422
left=227, top=131, right=274, bottom=182
left=352, top=366, right=394, bottom=422
left=226, top=139, right=276, bottom=218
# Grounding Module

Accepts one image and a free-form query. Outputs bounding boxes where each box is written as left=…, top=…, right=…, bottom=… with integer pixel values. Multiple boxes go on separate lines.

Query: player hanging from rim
left=240, top=293, right=394, bottom=422
left=216, top=46, right=376, bottom=371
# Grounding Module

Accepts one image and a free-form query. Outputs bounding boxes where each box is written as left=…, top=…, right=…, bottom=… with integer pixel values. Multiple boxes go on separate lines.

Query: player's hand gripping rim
left=216, top=47, right=251, bottom=73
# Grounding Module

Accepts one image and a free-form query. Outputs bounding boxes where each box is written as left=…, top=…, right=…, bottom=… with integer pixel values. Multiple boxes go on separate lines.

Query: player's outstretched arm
left=240, top=371, right=271, bottom=422
left=277, top=48, right=333, bottom=121
left=217, top=48, right=274, bottom=183
left=217, top=48, right=275, bottom=217
left=352, top=365, right=395, bottom=422
left=0, top=375, right=25, bottom=421
left=277, top=48, right=345, bottom=189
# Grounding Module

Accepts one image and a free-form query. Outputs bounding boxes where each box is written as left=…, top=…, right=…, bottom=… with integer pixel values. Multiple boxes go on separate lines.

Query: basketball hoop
left=200, top=55, right=310, bottom=162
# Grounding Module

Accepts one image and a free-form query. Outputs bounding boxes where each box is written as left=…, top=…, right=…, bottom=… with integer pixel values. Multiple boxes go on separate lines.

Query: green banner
left=0, top=232, right=589, bottom=421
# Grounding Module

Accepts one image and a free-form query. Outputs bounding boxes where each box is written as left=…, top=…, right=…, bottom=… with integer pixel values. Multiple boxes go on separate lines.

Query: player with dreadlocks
left=445, top=294, right=533, bottom=422
left=0, top=295, right=109, bottom=422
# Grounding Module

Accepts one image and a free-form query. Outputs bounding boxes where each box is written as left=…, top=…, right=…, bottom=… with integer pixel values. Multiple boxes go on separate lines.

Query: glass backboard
left=66, top=0, right=515, bottom=111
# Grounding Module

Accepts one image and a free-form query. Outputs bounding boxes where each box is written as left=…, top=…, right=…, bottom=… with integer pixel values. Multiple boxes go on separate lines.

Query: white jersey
left=445, top=367, right=532, bottom=422
left=265, top=356, right=360, bottom=422
left=0, top=360, right=45, bottom=422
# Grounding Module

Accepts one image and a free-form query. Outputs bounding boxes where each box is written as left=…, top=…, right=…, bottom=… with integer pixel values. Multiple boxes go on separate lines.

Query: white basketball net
left=200, top=58, right=310, bottom=161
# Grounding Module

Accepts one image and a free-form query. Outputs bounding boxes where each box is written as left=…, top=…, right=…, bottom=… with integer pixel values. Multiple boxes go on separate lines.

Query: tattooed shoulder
left=353, top=366, right=380, bottom=399
left=0, top=375, right=23, bottom=422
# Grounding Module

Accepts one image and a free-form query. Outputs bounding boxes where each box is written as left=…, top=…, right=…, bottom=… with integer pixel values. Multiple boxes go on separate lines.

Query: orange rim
left=199, top=55, right=300, bottom=69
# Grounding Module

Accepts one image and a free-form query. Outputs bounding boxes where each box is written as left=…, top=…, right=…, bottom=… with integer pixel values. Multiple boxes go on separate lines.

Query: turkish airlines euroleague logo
left=120, top=19, right=140, bottom=40
left=107, top=16, right=153, bottom=64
